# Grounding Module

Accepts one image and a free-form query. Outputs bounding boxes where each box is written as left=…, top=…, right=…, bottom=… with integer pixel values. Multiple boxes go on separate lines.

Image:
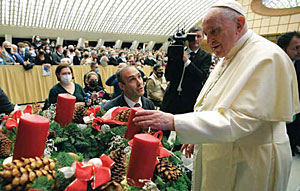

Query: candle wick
left=148, top=126, right=151, bottom=133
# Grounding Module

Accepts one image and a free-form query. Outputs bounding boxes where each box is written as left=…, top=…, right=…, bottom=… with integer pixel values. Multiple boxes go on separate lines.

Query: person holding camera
left=161, top=26, right=212, bottom=114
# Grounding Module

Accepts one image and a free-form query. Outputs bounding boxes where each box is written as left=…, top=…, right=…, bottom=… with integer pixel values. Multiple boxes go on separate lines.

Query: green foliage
left=29, top=176, right=55, bottom=191
left=54, top=152, right=79, bottom=168
left=95, top=109, right=106, bottom=117
left=50, top=121, right=128, bottom=159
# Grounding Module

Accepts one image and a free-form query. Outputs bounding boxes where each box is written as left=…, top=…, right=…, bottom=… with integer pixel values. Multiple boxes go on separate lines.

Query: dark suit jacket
left=144, top=58, right=156, bottom=66
left=161, top=48, right=212, bottom=114
left=103, top=94, right=155, bottom=111
left=52, top=52, right=64, bottom=65
left=294, top=60, right=300, bottom=100
left=108, top=57, right=118, bottom=66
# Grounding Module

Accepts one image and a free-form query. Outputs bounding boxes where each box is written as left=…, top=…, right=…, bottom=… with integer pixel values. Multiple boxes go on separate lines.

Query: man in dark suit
left=161, top=26, right=212, bottom=114
left=277, top=31, right=300, bottom=155
left=103, top=65, right=155, bottom=111
left=52, top=45, right=64, bottom=65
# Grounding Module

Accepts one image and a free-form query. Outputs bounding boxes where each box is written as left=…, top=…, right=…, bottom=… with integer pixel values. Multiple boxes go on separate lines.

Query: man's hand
left=180, top=144, right=194, bottom=158
left=133, top=110, right=175, bottom=131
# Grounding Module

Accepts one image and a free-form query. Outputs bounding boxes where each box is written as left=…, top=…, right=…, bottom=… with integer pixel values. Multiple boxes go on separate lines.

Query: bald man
left=103, top=66, right=155, bottom=111
left=133, top=1, right=300, bottom=190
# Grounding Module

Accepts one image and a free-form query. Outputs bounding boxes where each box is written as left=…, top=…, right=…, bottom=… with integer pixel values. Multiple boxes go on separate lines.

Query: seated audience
left=146, top=64, right=167, bottom=107
left=47, top=63, right=85, bottom=106
left=103, top=65, right=155, bottom=111
left=0, top=87, right=14, bottom=115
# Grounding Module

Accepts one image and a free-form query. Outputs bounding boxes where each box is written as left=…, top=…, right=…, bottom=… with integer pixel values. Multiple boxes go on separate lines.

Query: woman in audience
left=35, top=49, right=52, bottom=65
left=84, top=72, right=110, bottom=105
left=47, top=63, right=86, bottom=106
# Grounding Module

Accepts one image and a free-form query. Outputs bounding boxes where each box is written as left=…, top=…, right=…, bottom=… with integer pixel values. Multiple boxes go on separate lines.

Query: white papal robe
left=174, top=30, right=300, bottom=191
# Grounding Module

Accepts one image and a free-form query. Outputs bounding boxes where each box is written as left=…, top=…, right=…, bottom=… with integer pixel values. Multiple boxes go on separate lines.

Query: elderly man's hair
left=116, top=65, right=133, bottom=84
left=277, top=31, right=300, bottom=52
left=214, top=7, right=248, bottom=30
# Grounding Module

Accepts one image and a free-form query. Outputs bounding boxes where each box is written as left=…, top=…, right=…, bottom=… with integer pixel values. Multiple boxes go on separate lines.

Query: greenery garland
left=0, top=112, right=191, bottom=191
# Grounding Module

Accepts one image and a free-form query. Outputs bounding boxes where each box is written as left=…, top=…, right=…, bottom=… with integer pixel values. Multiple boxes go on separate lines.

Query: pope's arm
left=174, top=109, right=265, bottom=144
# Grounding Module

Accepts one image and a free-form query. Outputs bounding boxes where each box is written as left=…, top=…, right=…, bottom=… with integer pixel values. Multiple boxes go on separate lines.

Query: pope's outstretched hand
left=133, top=110, right=175, bottom=131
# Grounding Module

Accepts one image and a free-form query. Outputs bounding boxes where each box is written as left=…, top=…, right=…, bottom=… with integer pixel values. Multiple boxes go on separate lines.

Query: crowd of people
left=0, top=35, right=168, bottom=69
left=0, top=0, right=300, bottom=190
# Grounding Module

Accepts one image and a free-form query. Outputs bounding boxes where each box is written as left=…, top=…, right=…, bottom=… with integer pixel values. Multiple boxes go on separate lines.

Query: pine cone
left=73, top=105, right=87, bottom=124
left=112, top=109, right=131, bottom=122
left=0, top=157, right=57, bottom=190
left=109, top=148, right=126, bottom=183
left=156, top=159, right=182, bottom=182
left=0, top=132, right=12, bottom=158
left=96, top=181, right=123, bottom=191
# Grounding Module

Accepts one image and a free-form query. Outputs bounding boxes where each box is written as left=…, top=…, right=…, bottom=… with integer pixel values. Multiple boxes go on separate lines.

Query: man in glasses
left=161, top=27, right=212, bottom=114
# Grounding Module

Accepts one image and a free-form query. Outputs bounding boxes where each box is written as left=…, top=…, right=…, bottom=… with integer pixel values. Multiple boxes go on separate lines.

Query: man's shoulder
left=103, top=95, right=125, bottom=111
left=141, top=96, right=155, bottom=110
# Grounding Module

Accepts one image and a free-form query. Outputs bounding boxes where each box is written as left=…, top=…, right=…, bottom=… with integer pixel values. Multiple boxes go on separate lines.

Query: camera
left=168, top=28, right=197, bottom=45
left=165, top=28, right=196, bottom=83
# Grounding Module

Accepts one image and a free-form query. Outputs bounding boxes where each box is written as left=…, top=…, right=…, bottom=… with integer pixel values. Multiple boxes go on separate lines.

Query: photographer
left=161, top=27, right=212, bottom=114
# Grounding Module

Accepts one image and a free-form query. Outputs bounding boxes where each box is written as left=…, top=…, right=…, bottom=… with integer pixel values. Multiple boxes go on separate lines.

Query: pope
left=133, top=0, right=300, bottom=191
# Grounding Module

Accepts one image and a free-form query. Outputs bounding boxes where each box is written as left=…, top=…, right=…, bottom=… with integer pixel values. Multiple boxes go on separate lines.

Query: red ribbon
left=92, top=117, right=127, bottom=131
left=65, top=154, right=114, bottom=191
left=128, top=131, right=172, bottom=160
left=87, top=106, right=101, bottom=117
left=1, top=105, right=33, bottom=130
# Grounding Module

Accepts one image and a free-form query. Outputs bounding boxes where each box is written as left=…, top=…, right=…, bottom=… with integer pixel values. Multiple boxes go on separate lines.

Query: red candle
left=13, top=114, right=50, bottom=160
left=127, top=133, right=160, bottom=188
left=125, top=107, right=144, bottom=140
left=55, top=93, right=76, bottom=126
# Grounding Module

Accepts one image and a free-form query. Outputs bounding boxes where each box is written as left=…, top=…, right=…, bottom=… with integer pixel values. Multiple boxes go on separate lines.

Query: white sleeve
left=174, top=109, right=264, bottom=144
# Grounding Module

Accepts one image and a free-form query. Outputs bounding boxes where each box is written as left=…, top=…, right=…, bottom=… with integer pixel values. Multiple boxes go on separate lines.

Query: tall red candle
left=125, top=107, right=144, bottom=140
left=127, top=134, right=160, bottom=188
left=55, top=93, right=76, bottom=126
left=13, top=114, right=50, bottom=160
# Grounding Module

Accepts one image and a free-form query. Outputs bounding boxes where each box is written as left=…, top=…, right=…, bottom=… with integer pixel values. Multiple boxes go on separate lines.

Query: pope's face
left=286, top=36, right=300, bottom=61
left=203, top=9, right=239, bottom=58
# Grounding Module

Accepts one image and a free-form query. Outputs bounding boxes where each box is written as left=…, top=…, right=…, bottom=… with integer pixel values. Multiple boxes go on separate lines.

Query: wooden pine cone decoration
left=156, top=159, right=182, bottom=182
left=112, top=109, right=131, bottom=122
left=0, top=157, right=57, bottom=191
left=109, top=148, right=126, bottom=183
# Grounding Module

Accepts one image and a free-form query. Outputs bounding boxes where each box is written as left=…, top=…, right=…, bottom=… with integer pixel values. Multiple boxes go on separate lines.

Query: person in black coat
left=0, top=87, right=14, bottom=115
left=161, top=27, right=212, bottom=114
left=103, top=66, right=155, bottom=111
left=277, top=31, right=300, bottom=155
